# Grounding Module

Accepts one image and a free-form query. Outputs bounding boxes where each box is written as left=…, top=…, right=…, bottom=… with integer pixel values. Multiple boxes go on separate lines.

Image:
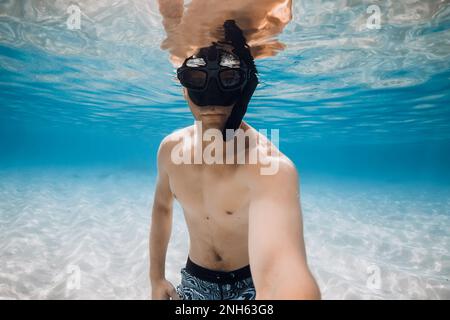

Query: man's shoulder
left=157, top=125, right=194, bottom=160
left=159, top=126, right=194, bottom=148
left=243, top=152, right=299, bottom=200
left=250, top=127, right=296, bottom=172
left=251, top=152, right=298, bottom=176
left=243, top=138, right=299, bottom=186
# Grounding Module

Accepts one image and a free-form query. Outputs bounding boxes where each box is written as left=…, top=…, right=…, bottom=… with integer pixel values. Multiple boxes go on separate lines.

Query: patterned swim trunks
left=176, top=257, right=256, bottom=300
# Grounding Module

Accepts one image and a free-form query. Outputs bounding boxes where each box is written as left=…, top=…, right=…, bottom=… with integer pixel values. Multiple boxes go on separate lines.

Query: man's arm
left=248, top=158, right=320, bottom=300
left=149, top=138, right=178, bottom=300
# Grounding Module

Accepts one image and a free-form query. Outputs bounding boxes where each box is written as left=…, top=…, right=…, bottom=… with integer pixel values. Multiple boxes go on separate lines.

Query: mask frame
left=177, top=50, right=250, bottom=93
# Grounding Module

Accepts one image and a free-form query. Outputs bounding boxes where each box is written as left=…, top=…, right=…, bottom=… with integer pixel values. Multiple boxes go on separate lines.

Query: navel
left=226, top=211, right=233, bottom=215
left=213, top=251, right=223, bottom=262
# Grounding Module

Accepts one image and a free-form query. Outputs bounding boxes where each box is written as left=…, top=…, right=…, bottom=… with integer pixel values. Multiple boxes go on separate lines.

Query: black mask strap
left=222, top=72, right=258, bottom=141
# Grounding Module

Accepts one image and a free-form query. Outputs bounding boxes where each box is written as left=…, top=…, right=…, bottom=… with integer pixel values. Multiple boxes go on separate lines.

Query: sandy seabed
left=0, top=168, right=448, bottom=299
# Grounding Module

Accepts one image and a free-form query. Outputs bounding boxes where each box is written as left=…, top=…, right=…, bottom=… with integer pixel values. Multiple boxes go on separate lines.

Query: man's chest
left=167, top=164, right=251, bottom=216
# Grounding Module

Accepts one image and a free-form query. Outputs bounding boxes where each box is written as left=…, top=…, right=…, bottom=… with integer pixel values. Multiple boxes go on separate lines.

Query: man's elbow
left=152, top=199, right=173, bottom=217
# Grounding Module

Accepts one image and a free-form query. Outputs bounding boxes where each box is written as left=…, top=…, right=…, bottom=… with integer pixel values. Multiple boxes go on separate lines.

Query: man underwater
left=150, top=19, right=320, bottom=300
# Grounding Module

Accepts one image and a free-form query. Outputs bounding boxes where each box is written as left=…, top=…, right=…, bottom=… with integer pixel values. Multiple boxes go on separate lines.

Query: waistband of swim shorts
left=185, top=257, right=252, bottom=284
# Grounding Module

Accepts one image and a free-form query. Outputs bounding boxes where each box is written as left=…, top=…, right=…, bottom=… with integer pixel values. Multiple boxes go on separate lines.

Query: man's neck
left=194, top=121, right=250, bottom=164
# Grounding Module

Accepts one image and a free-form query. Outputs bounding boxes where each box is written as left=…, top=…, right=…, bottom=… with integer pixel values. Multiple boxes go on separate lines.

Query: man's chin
left=198, top=117, right=226, bottom=129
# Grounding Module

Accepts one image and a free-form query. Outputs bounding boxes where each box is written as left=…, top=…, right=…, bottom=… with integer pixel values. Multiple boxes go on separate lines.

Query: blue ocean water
left=0, top=0, right=449, bottom=299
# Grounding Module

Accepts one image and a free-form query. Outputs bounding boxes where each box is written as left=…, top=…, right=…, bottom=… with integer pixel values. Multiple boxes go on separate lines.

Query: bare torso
left=162, top=122, right=279, bottom=271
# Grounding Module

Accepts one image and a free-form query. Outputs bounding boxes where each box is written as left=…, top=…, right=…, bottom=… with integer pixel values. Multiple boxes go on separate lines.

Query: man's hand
left=151, top=279, right=180, bottom=300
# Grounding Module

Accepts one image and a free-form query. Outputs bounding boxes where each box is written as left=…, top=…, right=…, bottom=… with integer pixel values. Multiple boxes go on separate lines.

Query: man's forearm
left=256, top=281, right=321, bottom=300
left=254, top=258, right=321, bottom=300
left=149, top=206, right=173, bottom=283
left=256, top=272, right=321, bottom=300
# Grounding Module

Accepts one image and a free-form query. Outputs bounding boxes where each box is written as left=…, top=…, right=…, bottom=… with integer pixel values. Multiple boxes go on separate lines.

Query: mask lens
left=219, top=69, right=242, bottom=88
left=181, top=70, right=207, bottom=89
